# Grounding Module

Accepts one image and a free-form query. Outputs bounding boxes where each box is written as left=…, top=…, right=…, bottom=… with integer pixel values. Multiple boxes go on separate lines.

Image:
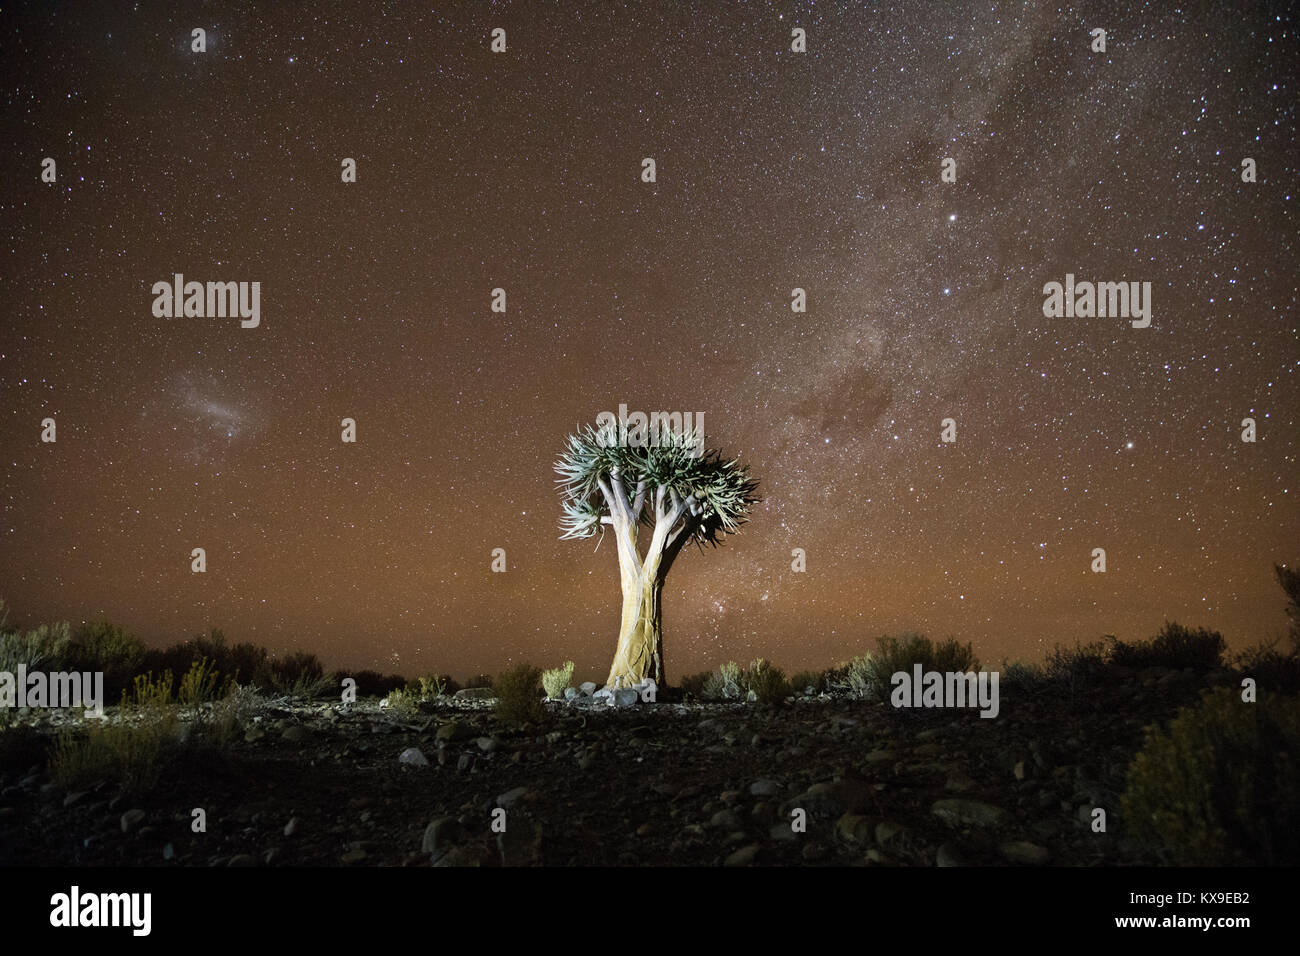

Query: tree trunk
left=605, top=564, right=664, bottom=688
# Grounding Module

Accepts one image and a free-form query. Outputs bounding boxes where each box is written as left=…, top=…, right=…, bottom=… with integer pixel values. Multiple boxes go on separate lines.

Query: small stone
left=875, top=821, right=911, bottom=847
left=710, top=808, right=743, bottom=830
left=936, top=843, right=968, bottom=867
left=63, top=791, right=87, bottom=808
left=453, top=687, right=494, bottom=700
left=436, top=721, right=475, bottom=743
left=801, top=841, right=828, bottom=862
left=613, top=688, right=639, bottom=708
left=724, top=844, right=760, bottom=867
left=1000, top=840, right=1050, bottom=865
left=1014, top=760, right=1027, bottom=781
left=162, top=843, right=175, bottom=861
left=263, top=847, right=282, bottom=866
left=932, top=798, right=1008, bottom=828
left=227, top=854, right=257, bottom=867
left=580, top=682, right=598, bottom=696
left=340, top=846, right=368, bottom=864
left=770, top=822, right=798, bottom=842
left=836, top=813, right=873, bottom=845
left=945, top=772, right=977, bottom=792
left=497, top=786, right=528, bottom=809
left=283, top=817, right=300, bottom=837
left=476, top=736, right=499, bottom=753
left=422, top=816, right=463, bottom=856
left=457, top=753, right=473, bottom=771
left=564, top=687, right=578, bottom=701
left=120, top=809, right=146, bottom=833
left=280, top=725, right=311, bottom=744
left=399, top=747, right=429, bottom=766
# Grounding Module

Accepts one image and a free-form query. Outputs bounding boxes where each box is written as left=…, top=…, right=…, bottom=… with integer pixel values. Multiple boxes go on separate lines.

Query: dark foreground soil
left=0, top=669, right=1237, bottom=866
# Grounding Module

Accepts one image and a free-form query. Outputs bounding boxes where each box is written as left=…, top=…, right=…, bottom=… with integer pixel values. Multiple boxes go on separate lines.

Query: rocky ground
left=0, top=666, right=1229, bottom=867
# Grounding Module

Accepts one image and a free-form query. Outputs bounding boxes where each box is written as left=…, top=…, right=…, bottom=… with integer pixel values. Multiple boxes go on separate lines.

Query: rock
left=497, top=786, right=528, bottom=809
left=244, top=725, right=266, bottom=743
left=798, top=778, right=873, bottom=816
left=612, top=688, right=639, bottom=708
left=283, top=817, right=300, bottom=837
left=227, top=854, right=257, bottom=867
left=421, top=816, right=463, bottom=857
left=263, top=848, right=282, bottom=866
left=162, top=843, right=175, bottom=861
left=1014, top=760, right=1028, bottom=781
left=945, top=772, right=977, bottom=792
left=120, top=809, right=146, bottom=833
left=579, top=682, right=598, bottom=696
left=724, top=844, right=760, bottom=867
left=770, top=822, right=799, bottom=842
left=936, top=843, right=968, bottom=867
left=62, top=791, right=87, bottom=808
left=875, top=821, right=911, bottom=847
left=453, top=687, right=494, bottom=700
left=457, top=754, right=473, bottom=771
left=436, top=721, right=476, bottom=743
left=476, top=736, right=499, bottom=753
left=863, top=749, right=898, bottom=765
left=801, top=842, right=828, bottom=862
left=564, top=687, right=578, bottom=701
left=280, top=725, right=311, bottom=744
left=710, top=809, right=743, bottom=830
left=1000, top=840, right=1051, bottom=865
left=399, top=747, right=429, bottom=767
left=835, top=813, right=873, bottom=845
left=932, top=798, right=1008, bottom=828
left=340, top=846, right=368, bottom=864
left=749, top=779, right=781, bottom=798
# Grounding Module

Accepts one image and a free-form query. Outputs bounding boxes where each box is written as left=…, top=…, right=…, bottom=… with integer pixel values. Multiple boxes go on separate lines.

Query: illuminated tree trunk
left=605, top=566, right=664, bottom=688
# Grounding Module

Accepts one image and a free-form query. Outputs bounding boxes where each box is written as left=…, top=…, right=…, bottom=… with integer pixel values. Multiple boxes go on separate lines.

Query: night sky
left=2, top=2, right=1296, bottom=682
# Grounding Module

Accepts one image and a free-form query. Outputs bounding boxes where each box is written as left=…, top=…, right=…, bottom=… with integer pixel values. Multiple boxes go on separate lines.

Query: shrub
left=702, top=661, right=742, bottom=700
left=1000, top=658, right=1050, bottom=693
left=1121, top=687, right=1300, bottom=864
left=178, top=657, right=227, bottom=708
left=55, top=670, right=179, bottom=795
left=1233, top=637, right=1300, bottom=695
left=67, top=620, right=147, bottom=701
left=871, top=633, right=978, bottom=688
left=1109, top=623, right=1226, bottom=672
left=261, top=651, right=329, bottom=698
left=384, top=686, right=421, bottom=717
left=0, top=622, right=71, bottom=674
left=741, top=658, right=790, bottom=703
left=676, top=671, right=710, bottom=697
left=837, top=654, right=877, bottom=698
left=789, top=670, right=823, bottom=696
left=494, top=663, right=544, bottom=726
left=1045, top=639, right=1109, bottom=683
left=418, top=674, right=451, bottom=699
left=541, top=661, right=575, bottom=700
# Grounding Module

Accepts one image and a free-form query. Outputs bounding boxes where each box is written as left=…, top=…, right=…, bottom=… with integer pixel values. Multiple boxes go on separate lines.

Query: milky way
left=1, top=2, right=1296, bottom=680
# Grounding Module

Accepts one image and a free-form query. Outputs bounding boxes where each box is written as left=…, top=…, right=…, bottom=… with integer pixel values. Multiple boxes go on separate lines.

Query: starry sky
left=2, top=1, right=1296, bottom=682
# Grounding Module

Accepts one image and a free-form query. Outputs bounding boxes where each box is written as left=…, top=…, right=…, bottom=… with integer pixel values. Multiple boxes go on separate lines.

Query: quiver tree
left=556, top=420, right=759, bottom=689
